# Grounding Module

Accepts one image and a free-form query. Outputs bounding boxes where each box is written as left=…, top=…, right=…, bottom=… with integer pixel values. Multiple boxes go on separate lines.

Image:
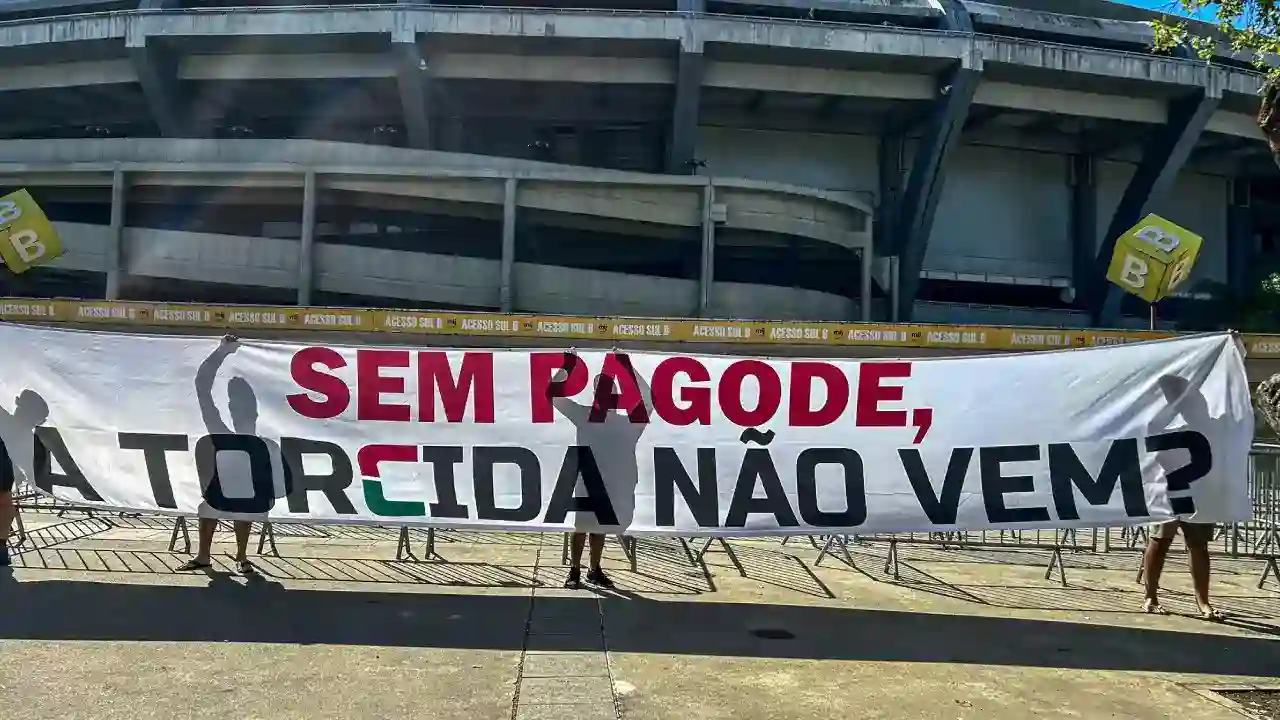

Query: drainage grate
left=1215, top=690, right=1280, bottom=720
left=750, top=628, right=796, bottom=640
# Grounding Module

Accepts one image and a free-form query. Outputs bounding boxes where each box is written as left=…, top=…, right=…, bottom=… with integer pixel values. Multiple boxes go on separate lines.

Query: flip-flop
left=1198, top=606, right=1225, bottom=622
left=1143, top=599, right=1171, bottom=615
left=235, top=560, right=256, bottom=575
left=175, top=559, right=213, bottom=572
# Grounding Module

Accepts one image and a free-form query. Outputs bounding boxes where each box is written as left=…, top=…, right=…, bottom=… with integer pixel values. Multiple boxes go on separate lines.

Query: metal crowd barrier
left=7, top=444, right=1280, bottom=589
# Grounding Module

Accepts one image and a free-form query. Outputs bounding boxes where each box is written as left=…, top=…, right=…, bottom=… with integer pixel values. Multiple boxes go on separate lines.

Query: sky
left=1115, top=0, right=1219, bottom=21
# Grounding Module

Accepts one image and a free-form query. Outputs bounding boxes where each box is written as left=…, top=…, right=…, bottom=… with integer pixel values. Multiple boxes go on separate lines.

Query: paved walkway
left=1, top=510, right=1278, bottom=719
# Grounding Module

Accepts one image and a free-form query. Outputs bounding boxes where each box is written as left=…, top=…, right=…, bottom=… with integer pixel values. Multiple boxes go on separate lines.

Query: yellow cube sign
left=1104, top=213, right=1203, bottom=304
left=0, top=189, right=64, bottom=274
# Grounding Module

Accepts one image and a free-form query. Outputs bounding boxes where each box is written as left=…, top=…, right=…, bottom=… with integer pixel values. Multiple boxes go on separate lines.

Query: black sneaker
left=564, top=568, right=581, bottom=589
left=586, top=568, right=615, bottom=589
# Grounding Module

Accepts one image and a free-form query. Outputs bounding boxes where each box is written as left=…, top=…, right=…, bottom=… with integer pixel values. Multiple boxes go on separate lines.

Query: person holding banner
left=0, top=389, right=48, bottom=567
left=1141, top=521, right=1222, bottom=619
left=1140, top=375, right=1224, bottom=621
left=176, top=335, right=273, bottom=575
left=548, top=348, right=651, bottom=590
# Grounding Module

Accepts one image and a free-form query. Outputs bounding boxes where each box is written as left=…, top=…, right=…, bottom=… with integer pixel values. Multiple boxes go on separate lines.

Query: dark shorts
left=0, top=453, right=13, bottom=494
left=1149, top=520, right=1215, bottom=545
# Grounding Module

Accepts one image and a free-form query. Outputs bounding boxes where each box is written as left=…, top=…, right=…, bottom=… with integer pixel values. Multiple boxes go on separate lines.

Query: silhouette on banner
left=1147, top=374, right=1215, bottom=517
left=547, top=349, right=651, bottom=532
left=193, top=337, right=293, bottom=520
left=177, top=336, right=292, bottom=574
left=0, top=389, right=49, bottom=565
left=0, top=389, right=49, bottom=492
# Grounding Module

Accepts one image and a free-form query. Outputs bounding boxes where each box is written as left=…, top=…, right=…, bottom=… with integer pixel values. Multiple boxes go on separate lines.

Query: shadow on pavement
left=0, top=574, right=1277, bottom=677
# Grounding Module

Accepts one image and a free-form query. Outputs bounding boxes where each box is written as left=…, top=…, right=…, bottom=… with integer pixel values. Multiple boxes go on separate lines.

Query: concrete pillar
left=129, top=1, right=185, bottom=137
left=1227, top=177, right=1253, bottom=295
left=894, top=53, right=981, bottom=321
left=889, top=255, right=901, bottom=322
left=697, top=183, right=715, bottom=316
left=1093, top=76, right=1222, bottom=325
left=500, top=178, right=518, bottom=312
left=1068, top=154, right=1096, bottom=309
left=393, top=26, right=433, bottom=150
left=105, top=169, right=127, bottom=300
left=668, top=0, right=704, bottom=174
left=860, top=246, right=873, bottom=322
left=297, top=171, right=317, bottom=306
left=875, top=132, right=903, bottom=257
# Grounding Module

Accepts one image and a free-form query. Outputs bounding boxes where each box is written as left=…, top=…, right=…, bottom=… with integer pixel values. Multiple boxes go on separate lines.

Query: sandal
left=1143, top=598, right=1171, bottom=615
left=176, top=558, right=213, bottom=572
left=236, top=559, right=256, bottom=575
left=1198, top=605, right=1225, bottom=622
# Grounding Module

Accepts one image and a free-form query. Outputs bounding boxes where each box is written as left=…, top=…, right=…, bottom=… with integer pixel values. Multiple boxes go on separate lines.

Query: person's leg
left=1141, top=522, right=1176, bottom=613
left=0, top=490, right=13, bottom=567
left=177, top=518, right=219, bottom=570
left=1184, top=523, right=1222, bottom=620
left=585, top=534, right=614, bottom=588
left=587, top=534, right=606, bottom=571
left=565, top=532, right=587, bottom=587
left=232, top=521, right=255, bottom=573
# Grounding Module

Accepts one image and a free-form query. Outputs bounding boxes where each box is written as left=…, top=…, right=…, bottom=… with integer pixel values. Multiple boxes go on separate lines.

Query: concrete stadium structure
left=0, top=0, right=1273, bottom=328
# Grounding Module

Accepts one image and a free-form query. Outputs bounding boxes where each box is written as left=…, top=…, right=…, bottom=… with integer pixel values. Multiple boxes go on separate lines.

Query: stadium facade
left=0, top=0, right=1272, bottom=329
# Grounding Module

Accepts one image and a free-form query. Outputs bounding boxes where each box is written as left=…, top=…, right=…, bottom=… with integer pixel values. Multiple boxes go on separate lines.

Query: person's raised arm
left=196, top=335, right=238, bottom=434
left=613, top=348, right=652, bottom=438
left=614, top=349, right=651, bottom=411
left=548, top=350, right=590, bottom=425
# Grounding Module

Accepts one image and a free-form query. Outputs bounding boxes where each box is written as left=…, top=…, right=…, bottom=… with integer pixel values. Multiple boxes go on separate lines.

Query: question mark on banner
left=1145, top=430, right=1213, bottom=515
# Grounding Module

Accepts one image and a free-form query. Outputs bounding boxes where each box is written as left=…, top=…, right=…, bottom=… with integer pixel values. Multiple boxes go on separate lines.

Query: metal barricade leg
left=619, top=535, right=637, bottom=573
left=257, top=522, right=279, bottom=557
left=1044, top=546, right=1068, bottom=586
left=1259, top=556, right=1279, bottom=589
left=11, top=510, right=25, bottom=549
left=395, top=526, right=414, bottom=561
left=883, top=538, right=900, bottom=579
left=424, top=527, right=437, bottom=561
left=694, top=537, right=746, bottom=576
left=815, top=534, right=854, bottom=569
left=168, top=516, right=191, bottom=554
left=677, top=538, right=697, bottom=566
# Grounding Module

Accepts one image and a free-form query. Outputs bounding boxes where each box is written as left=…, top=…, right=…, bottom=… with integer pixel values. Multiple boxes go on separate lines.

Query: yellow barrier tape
left=1, top=298, right=1275, bottom=358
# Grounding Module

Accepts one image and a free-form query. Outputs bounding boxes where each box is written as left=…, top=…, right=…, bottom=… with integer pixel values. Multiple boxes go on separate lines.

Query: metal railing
left=8, top=445, right=1280, bottom=588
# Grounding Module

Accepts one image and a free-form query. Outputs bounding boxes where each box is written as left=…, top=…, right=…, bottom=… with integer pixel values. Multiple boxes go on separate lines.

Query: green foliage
left=1151, top=1, right=1280, bottom=79
left=1181, top=268, right=1280, bottom=332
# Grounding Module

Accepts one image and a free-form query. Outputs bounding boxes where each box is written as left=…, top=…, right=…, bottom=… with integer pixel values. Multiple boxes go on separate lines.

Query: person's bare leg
left=588, top=534, right=606, bottom=571
left=569, top=532, right=587, bottom=567
left=1142, top=537, right=1173, bottom=613
left=196, top=519, right=218, bottom=562
left=585, top=534, right=615, bottom=588
left=175, top=518, right=219, bottom=570
left=1186, top=528, right=1221, bottom=619
left=232, top=521, right=254, bottom=572
left=565, top=532, right=587, bottom=587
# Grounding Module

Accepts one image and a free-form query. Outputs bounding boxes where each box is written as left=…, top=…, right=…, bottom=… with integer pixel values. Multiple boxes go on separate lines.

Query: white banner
left=0, top=323, right=1255, bottom=536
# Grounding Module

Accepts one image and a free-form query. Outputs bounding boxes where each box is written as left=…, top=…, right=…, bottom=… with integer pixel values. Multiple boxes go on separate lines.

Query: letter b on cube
left=0, top=188, right=64, bottom=275
left=1104, top=214, right=1202, bottom=304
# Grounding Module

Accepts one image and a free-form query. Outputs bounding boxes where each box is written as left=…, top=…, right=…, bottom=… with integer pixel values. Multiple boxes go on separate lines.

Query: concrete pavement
left=2, top=509, right=1278, bottom=719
